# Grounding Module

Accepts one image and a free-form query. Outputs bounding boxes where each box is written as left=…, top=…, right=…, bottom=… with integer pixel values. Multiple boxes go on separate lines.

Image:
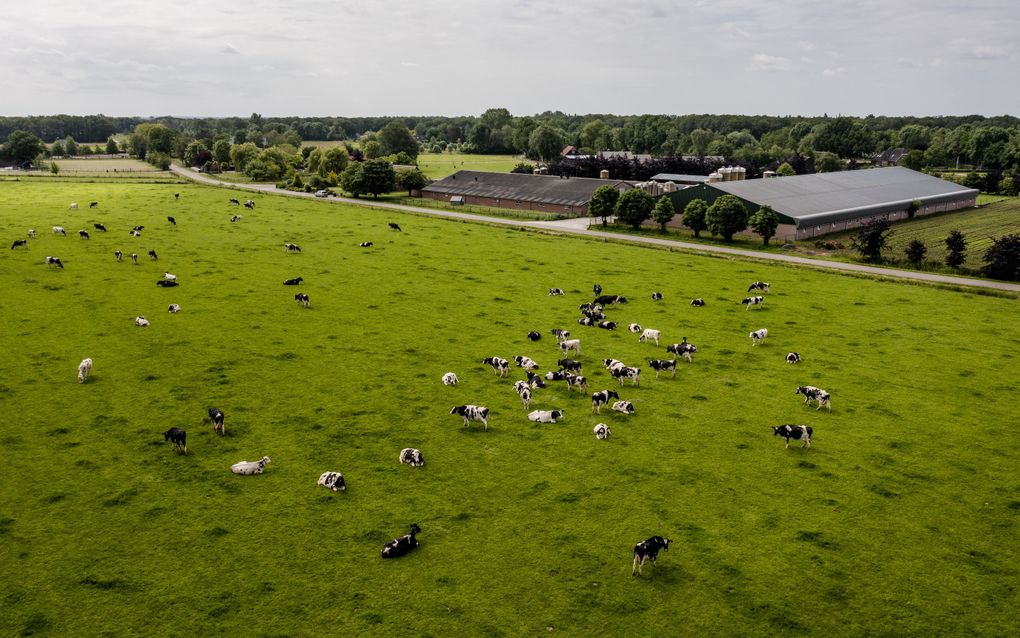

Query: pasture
left=416, top=153, right=521, bottom=179
left=1, top=181, right=1017, bottom=637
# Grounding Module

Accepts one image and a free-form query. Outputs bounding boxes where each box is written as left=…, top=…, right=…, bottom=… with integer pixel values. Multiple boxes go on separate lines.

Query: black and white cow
left=399, top=448, right=425, bottom=467
left=168, top=303, right=181, bottom=313
left=544, top=370, right=567, bottom=381
left=559, top=339, right=581, bottom=356
left=773, top=424, right=813, bottom=448
left=482, top=356, right=510, bottom=377
left=514, top=355, right=539, bottom=370
left=208, top=407, right=225, bottom=435
left=666, top=341, right=697, bottom=363
left=317, top=471, right=346, bottom=491
left=164, top=272, right=177, bottom=281
left=283, top=277, right=303, bottom=285
left=557, top=358, right=582, bottom=372
left=451, top=405, right=489, bottom=430
left=603, top=358, right=625, bottom=371
left=130, top=252, right=138, bottom=265
left=27, top=229, right=36, bottom=238
left=649, top=359, right=677, bottom=379
left=612, top=400, right=635, bottom=415
left=578, top=316, right=595, bottom=327
left=551, top=328, right=570, bottom=341
left=230, top=215, right=243, bottom=223
left=359, top=242, right=374, bottom=247
left=156, top=280, right=179, bottom=287
left=742, top=295, right=764, bottom=309
left=628, top=323, right=642, bottom=334
left=442, top=372, right=459, bottom=386
left=639, top=329, right=661, bottom=345
left=651, top=292, right=664, bottom=301
left=77, top=357, right=93, bottom=383
left=591, top=389, right=620, bottom=414
left=581, top=306, right=604, bottom=321
left=231, top=456, right=271, bottom=475
left=597, top=320, right=617, bottom=330
left=163, top=427, right=187, bottom=454
left=93, top=223, right=107, bottom=232
left=632, top=536, right=671, bottom=576
left=89, top=201, right=99, bottom=209
left=611, top=366, right=641, bottom=386
left=229, top=198, right=240, bottom=205
left=148, top=249, right=158, bottom=261
left=52, top=226, right=66, bottom=236
left=135, top=316, right=149, bottom=327
left=381, top=524, right=420, bottom=558
left=795, top=386, right=831, bottom=411
left=526, top=371, right=546, bottom=388
left=45, top=256, right=64, bottom=268
left=387, top=222, right=401, bottom=231
left=284, top=243, right=302, bottom=253
left=527, top=331, right=541, bottom=341
left=786, top=352, right=802, bottom=364
left=749, top=328, right=768, bottom=346
left=593, top=283, right=602, bottom=296
left=748, top=281, right=770, bottom=293
left=593, top=423, right=611, bottom=440
left=244, top=200, right=255, bottom=210
left=167, top=216, right=176, bottom=226
left=11, top=239, right=27, bottom=249
left=132, top=226, right=145, bottom=232
left=565, top=373, right=588, bottom=392
left=295, top=293, right=310, bottom=308
left=594, top=294, right=627, bottom=305
left=114, top=250, right=122, bottom=262
left=513, top=380, right=533, bottom=409
left=527, top=409, right=563, bottom=423
left=78, top=229, right=90, bottom=240
left=548, top=287, right=565, bottom=296
left=690, top=298, right=705, bottom=306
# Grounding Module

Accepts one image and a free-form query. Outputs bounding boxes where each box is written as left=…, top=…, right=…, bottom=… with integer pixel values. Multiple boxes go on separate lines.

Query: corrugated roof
left=650, top=173, right=710, bottom=184
left=710, top=167, right=978, bottom=226
left=422, top=171, right=632, bottom=207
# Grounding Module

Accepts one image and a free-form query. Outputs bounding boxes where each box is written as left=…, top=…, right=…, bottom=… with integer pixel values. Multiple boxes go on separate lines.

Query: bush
left=944, top=230, right=967, bottom=268
left=905, top=239, right=928, bottom=265
left=980, top=234, right=1020, bottom=281
left=850, top=217, right=893, bottom=262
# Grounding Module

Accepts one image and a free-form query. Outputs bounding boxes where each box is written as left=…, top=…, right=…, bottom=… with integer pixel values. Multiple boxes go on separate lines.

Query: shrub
left=850, top=217, right=893, bottom=262
left=944, top=230, right=967, bottom=268
left=980, top=234, right=1020, bottom=281
left=904, top=240, right=928, bottom=265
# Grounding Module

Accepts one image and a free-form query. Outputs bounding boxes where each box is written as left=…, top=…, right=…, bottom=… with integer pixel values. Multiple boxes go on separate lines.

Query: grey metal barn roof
left=422, top=171, right=632, bottom=207
left=650, top=173, right=710, bottom=184
left=711, top=167, right=978, bottom=227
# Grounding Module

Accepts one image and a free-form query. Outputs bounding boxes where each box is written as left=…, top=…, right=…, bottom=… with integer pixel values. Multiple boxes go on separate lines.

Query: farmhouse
left=665, top=167, right=978, bottom=240
left=421, top=170, right=634, bottom=216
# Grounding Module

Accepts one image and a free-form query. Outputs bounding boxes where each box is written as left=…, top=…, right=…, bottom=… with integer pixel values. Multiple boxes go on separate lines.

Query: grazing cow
left=27, top=229, right=36, bottom=238
left=164, top=272, right=177, bottom=281
left=442, top=372, right=459, bottom=386
left=597, top=321, right=617, bottom=330
left=513, top=380, right=533, bottom=409
left=388, top=222, right=401, bottom=231
left=548, top=287, right=565, bottom=296
left=578, top=302, right=602, bottom=312
left=93, top=223, right=107, bottom=232
left=786, top=352, right=802, bottom=364
left=114, top=250, right=123, bottom=262
left=244, top=200, right=255, bottom=210
left=229, top=198, right=240, bottom=205
left=482, top=356, right=510, bottom=377
left=559, top=339, right=581, bottom=356
left=591, top=389, right=620, bottom=414
left=639, top=329, right=661, bottom=345
left=593, top=423, right=611, bottom=440
left=526, top=371, right=546, bottom=389
left=632, top=536, right=671, bottom=576
left=651, top=292, right=664, bottom=301
left=544, top=370, right=567, bottom=381
left=612, top=400, right=635, bottom=415
left=284, top=243, right=302, bottom=253
left=231, top=456, right=271, bottom=475
left=130, top=230, right=141, bottom=237
left=135, top=316, right=149, bottom=327
left=593, top=283, right=602, bottom=295
left=11, top=239, right=27, bottom=249
left=381, top=524, right=421, bottom=558
left=89, top=201, right=98, bottom=209
left=283, top=277, right=303, bottom=285
left=666, top=341, right=697, bottom=363
left=130, top=253, right=138, bottom=265
left=690, top=298, right=705, bottom=307
left=359, top=242, right=373, bottom=247
left=132, top=225, right=144, bottom=232
left=742, top=296, right=764, bottom=310
left=156, top=280, right=179, bottom=287
left=148, top=250, right=158, bottom=261
left=163, top=427, right=187, bottom=454
left=514, top=355, right=539, bottom=370
left=551, top=329, right=571, bottom=341
left=77, top=357, right=93, bottom=384
left=577, top=316, right=595, bottom=327
left=594, top=294, right=627, bottom=305
left=450, top=405, right=489, bottom=430
left=52, top=226, right=66, bottom=236
left=295, top=293, right=310, bottom=308
left=45, top=256, right=64, bottom=268
left=168, top=304, right=181, bottom=313
left=773, top=424, right=813, bottom=448
left=174, top=193, right=180, bottom=200
left=527, top=331, right=541, bottom=341
left=649, top=359, right=677, bottom=379
left=565, top=373, right=588, bottom=392
left=207, top=408, right=226, bottom=434
left=230, top=215, right=242, bottom=223
left=167, top=216, right=176, bottom=225
left=527, top=409, right=563, bottom=424
left=557, top=358, right=582, bottom=372
left=399, top=448, right=425, bottom=467
left=69, top=203, right=78, bottom=210
left=317, top=471, right=346, bottom=491
left=612, top=366, right=641, bottom=386
left=749, top=328, right=768, bottom=346
left=795, top=386, right=831, bottom=411
left=603, top=358, right=625, bottom=371
left=78, top=229, right=90, bottom=240
left=628, top=323, right=642, bottom=333
left=748, top=281, right=770, bottom=293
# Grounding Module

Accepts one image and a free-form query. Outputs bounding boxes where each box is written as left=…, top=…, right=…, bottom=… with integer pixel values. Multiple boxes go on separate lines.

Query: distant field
left=1, top=180, right=1017, bottom=637
left=51, top=158, right=162, bottom=173
left=416, top=153, right=521, bottom=179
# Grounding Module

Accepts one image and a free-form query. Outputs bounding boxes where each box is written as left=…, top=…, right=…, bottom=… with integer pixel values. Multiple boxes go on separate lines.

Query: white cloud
left=950, top=38, right=1010, bottom=60
left=747, top=53, right=791, bottom=72
left=822, top=67, right=847, bottom=77
left=220, top=43, right=240, bottom=55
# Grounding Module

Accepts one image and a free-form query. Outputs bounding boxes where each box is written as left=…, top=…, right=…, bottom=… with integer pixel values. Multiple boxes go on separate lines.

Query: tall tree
left=748, top=205, right=780, bottom=245
left=528, top=125, right=563, bottom=161
left=320, top=146, right=350, bottom=176
left=212, top=139, right=232, bottom=165
left=378, top=120, right=419, bottom=158
left=359, top=159, right=396, bottom=197
left=813, top=117, right=876, bottom=158
left=706, top=195, right=749, bottom=241
left=396, top=167, right=428, bottom=195
left=651, top=195, right=676, bottom=232
left=229, top=142, right=260, bottom=173
left=588, top=184, right=620, bottom=227
left=980, top=234, right=1020, bottom=281
left=682, top=199, right=709, bottom=237
left=64, top=136, right=78, bottom=157
left=851, top=218, right=894, bottom=262
left=50, top=139, right=65, bottom=157
left=689, top=129, right=713, bottom=158
left=944, top=230, right=968, bottom=268
left=2, top=130, right=45, bottom=164
left=615, top=189, right=655, bottom=230
left=105, top=137, right=119, bottom=154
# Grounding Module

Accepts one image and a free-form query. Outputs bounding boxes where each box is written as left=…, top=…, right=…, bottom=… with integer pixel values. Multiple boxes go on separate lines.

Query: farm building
left=665, top=167, right=979, bottom=240
left=421, top=170, right=634, bottom=216
left=649, top=173, right=711, bottom=186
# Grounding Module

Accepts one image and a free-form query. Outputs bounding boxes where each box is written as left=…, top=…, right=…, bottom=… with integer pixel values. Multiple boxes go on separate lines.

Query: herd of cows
left=11, top=190, right=833, bottom=574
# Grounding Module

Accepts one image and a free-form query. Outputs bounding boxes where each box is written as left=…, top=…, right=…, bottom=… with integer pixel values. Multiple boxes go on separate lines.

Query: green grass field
left=50, top=158, right=162, bottom=173
left=1, top=181, right=1018, bottom=637
left=416, top=153, right=521, bottom=179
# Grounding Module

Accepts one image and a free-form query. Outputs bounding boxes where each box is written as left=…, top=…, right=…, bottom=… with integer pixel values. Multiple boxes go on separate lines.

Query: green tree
left=748, top=205, right=780, bottom=246
left=815, top=151, right=842, bottom=173
left=50, top=140, right=65, bottom=157
left=49, top=161, right=60, bottom=174
left=588, top=184, right=621, bottom=227
left=944, top=230, right=967, bottom=268
left=320, top=147, right=349, bottom=176
left=510, top=161, right=535, bottom=174
left=813, top=117, right=876, bottom=158
left=682, top=199, right=709, bottom=237
left=980, top=234, right=1020, bottom=281
left=105, top=137, right=119, bottom=154
left=230, top=142, right=260, bottom=173
left=362, top=140, right=382, bottom=159
left=340, top=162, right=366, bottom=197
left=212, top=139, right=232, bottom=165
left=651, top=195, right=676, bottom=232
left=907, top=199, right=921, bottom=219
left=776, top=162, right=796, bottom=177
left=706, top=195, right=749, bottom=241
left=615, top=189, right=655, bottom=230
left=378, top=120, right=419, bottom=158
left=64, top=136, right=78, bottom=157
left=528, top=125, right=563, bottom=161
left=396, top=167, right=428, bottom=195
left=689, top=128, right=713, bottom=158
left=905, top=239, right=928, bottom=266
left=2, top=130, right=46, bottom=164
left=183, top=141, right=209, bottom=167
left=851, top=217, right=894, bottom=262
left=579, top=119, right=610, bottom=152
left=359, top=159, right=395, bottom=197
left=146, top=152, right=171, bottom=170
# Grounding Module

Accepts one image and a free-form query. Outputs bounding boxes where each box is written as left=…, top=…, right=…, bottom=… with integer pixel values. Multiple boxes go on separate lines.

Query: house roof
left=421, top=170, right=633, bottom=207
left=650, top=173, right=711, bottom=184
left=709, top=167, right=978, bottom=227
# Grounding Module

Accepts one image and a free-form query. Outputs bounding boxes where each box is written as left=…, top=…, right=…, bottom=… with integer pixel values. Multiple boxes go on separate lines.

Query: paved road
left=170, top=166, right=1020, bottom=294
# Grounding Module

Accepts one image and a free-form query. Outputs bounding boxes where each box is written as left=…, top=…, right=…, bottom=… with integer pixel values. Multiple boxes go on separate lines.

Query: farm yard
left=1, top=181, right=1018, bottom=636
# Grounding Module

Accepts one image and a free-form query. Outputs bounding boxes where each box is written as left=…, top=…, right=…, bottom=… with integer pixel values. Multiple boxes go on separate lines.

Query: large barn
left=421, top=170, right=634, bottom=216
left=666, top=167, right=979, bottom=240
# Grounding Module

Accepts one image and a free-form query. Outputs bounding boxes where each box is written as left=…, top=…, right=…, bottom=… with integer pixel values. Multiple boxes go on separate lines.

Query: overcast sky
left=2, top=0, right=1018, bottom=118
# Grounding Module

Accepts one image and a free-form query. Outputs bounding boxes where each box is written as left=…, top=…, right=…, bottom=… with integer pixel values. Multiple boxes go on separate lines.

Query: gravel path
left=170, top=166, right=1020, bottom=294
